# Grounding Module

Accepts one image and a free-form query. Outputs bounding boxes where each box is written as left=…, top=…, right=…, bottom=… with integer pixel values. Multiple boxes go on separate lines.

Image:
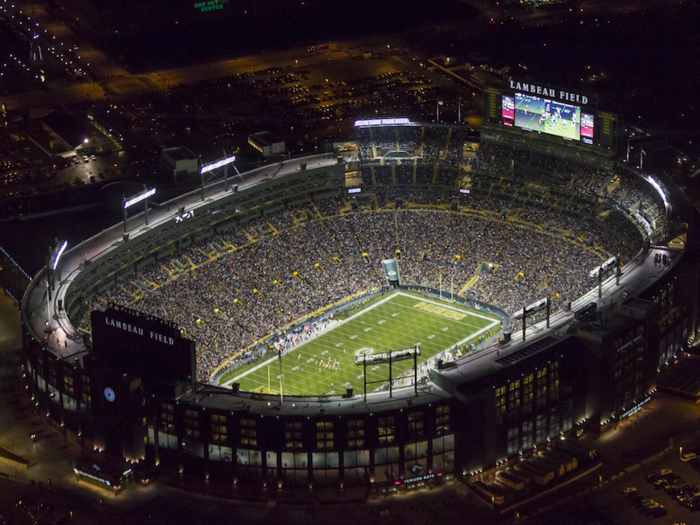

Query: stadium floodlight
left=51, top=240, right=67, bottom=270
left=646, top=175, right=669, bottom=208
left=47, top=239, right=67, bottom=305
left=123, top=187, right=156, bottom=233
left=348, top=188, right=361, bottom=194
left=354, top=117, right=410, bottom=127
left=124, top=187, right=156, bottom=209
left=588, top=256, right=617, bottom=279
left=513, top=297, right=548, bottom=320
left=201, top=154, right=236, bottom=174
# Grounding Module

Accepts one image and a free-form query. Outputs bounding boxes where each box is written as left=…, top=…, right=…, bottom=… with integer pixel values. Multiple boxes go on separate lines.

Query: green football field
left=224, top=291, right=501, bottom=396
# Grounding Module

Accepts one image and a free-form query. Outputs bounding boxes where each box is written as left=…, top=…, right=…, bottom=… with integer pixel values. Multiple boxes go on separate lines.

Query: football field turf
left=225, top=291, right=502, bottom=396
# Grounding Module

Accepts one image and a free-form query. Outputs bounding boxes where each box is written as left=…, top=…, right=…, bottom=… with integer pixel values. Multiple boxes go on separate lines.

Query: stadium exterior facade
left=20, top=126, right=700, bottom=498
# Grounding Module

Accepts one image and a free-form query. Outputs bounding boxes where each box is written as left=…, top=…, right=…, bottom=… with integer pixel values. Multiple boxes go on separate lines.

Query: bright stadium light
left=123, top=187, right=156, bottom=233
left=354, top=117, right=410, bottom=127
left=588, top=256, right=616, bottom=279
left=646, top=175, right=669, bottom=208
left=47, top=239, right=67, bottom=305
left=201, top=154, right=236, bottom=174
left=51, top=240, right=67, bottom=270
left=513, top=297, right=548, bottom=320
left=124, top=187, right=156, bottom=208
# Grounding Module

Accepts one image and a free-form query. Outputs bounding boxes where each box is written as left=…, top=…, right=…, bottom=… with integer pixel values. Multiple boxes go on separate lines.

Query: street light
left=123, top=186, right=156, bottom=233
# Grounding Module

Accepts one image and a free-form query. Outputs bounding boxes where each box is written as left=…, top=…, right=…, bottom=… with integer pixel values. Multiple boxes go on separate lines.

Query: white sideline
left=223, top=292, right=398, bottom=385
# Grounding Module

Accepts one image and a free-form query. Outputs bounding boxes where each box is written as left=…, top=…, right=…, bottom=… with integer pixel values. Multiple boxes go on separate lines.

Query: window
left=408, top=410, right=424, bottom=439
left=562, top=415, right=572, bottom=433
left=507, top=427, right=519, bottom=456
left=281, top=451, right=308, bottom=484
left=374, top=446, right=400, bottom=483
left=211, top=414, right=228, bottom=444
left=403, top=441, right=428, bottom=474
left=159, top=403, right=174, bottom=433
left=316, top=421, right=333, bottom=449
left=436, top=405, right=450, bottom=434
left=343, top=449, right=370, bottom=484
left=522, top=374, right=533, bottom=414
left=347, top=418, right=365, bottom=448
left=432, top=435, right=455, bottom=473
left=549, top=362, right=560, bottom=403
left=495, top=386, right=506, bottom=421
left=312, top=452, right=339, bottom=483
left=240, top=418, right=257, bottom=446
left=237, top=448, right=262, bottom=466
left=508, top=380, right=520, bottom=411
left=536, top=385, right=547, bottom=408
left=185, top=408, right=200, bottom=439
left=535, top=414, right=546, bottom=445
left=285, top=421, right=303, bottom=448
left=63, top=375, right=75, bottom=396
left=521, top=421, right=533, bottom=450
left=378, top=416, right=395, bottom=446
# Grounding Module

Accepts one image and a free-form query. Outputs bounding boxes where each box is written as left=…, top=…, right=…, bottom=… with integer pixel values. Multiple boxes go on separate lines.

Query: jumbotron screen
left=581, top=112, right=595, bottom=144
left=514, top=92, right=581, bottom=141
left=502, top=95, right=514, bottom=127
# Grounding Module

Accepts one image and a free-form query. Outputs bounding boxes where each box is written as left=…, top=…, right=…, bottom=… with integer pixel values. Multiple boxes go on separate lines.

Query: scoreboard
left=597, top=111, right=618, bottom=147
left=483, top=86, right=501, bottom=123
left=90, top=305, right=196, bottom=387
left=483, top=79, right=621, bottom=151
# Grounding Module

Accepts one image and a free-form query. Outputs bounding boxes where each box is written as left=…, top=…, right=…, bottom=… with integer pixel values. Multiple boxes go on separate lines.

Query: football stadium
left=20, top=78, right=700, bottom=504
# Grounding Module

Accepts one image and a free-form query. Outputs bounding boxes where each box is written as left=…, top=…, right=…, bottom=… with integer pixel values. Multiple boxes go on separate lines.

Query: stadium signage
left=73, top=468, right=112, bottom=486
left=354, top=345, right=420, bottom=365
left=394, top=471, right=443, bottom=485
left=508, top=80, right=589, bottom=105
left=620, top=396, right=651, bottom=419
left=194, top=0, right=228, bottom=12
left=104, top=317, right=175, bottom=346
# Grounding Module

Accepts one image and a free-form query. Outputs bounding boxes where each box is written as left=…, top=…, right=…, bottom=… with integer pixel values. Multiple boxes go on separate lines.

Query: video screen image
left=502, top=95, right=514, bottom=127
left=581, top=112, right=594, bottom=143
left=514, top=92, right=581, bottom=141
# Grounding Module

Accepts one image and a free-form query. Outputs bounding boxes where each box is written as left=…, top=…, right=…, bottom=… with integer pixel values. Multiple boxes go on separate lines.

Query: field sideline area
left=225, top=291, right=502, bottom=396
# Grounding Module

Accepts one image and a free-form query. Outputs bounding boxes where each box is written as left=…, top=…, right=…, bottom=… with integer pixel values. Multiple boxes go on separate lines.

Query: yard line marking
left=395, top=291, right=499, bottom=322
left=226, top=290, right=502, bottom=389
left=225, top=291, right=397, bottom=385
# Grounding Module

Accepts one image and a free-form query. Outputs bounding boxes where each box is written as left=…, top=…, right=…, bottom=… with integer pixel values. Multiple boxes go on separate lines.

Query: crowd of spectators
left=69, top=141, right=672, bottom=383
left=73, top=206, right=633, bottom=382
left=466, top=143, right=669, bottom=243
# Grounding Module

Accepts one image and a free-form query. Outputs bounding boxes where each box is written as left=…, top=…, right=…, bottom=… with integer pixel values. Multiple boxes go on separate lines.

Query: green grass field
left=224, top=291, right=501, bottom=396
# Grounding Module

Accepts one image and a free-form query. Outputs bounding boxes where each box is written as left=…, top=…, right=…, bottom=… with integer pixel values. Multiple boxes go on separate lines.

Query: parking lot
left=543, top=442, right=700, bottom=525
